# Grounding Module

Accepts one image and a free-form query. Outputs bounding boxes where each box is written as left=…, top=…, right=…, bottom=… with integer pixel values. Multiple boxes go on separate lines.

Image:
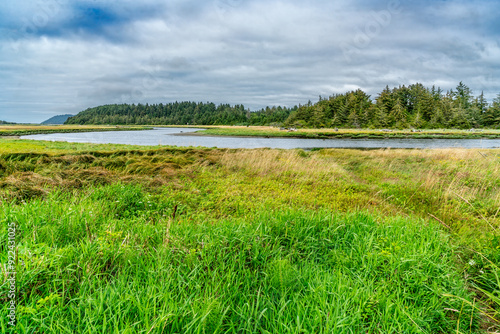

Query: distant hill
left=41, top=114, right=74, bottom=125
left=0, top=120, right=15, bottom=124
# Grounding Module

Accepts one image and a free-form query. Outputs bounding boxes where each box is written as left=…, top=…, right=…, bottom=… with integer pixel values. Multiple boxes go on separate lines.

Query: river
left=21, top=128, right=500, bottom=149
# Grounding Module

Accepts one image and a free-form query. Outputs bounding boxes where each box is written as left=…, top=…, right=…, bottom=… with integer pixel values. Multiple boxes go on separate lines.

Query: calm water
left=21, top=128, right=500, bottom=149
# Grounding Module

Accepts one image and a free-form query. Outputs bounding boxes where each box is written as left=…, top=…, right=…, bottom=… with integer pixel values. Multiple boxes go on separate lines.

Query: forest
left=65, top=102, right=296, bottom=126
left=65, top=82, right=500, bottom=129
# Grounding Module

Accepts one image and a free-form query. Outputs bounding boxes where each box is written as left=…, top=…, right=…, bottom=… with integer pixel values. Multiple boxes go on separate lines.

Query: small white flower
left=468, top=260, right=476, bottom=266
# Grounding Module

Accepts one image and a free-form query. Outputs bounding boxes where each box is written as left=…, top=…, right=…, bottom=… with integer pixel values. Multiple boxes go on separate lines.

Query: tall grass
left=1, top=140, right=500, bottom=332
left=199, top=126, right=500, bottom=139
left=0, top=185, right=478, bottom=333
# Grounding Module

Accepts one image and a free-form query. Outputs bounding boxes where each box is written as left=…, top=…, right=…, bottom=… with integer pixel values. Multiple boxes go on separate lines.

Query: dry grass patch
left=219, top=149, right=349, bottom=180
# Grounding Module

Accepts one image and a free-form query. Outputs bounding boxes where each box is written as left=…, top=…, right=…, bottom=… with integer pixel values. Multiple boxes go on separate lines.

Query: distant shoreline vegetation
left=0, top=125, right=151, bottom=137
left=65, top=82, right=500, bottom=129
left=66, top=102, right=296, bottom=127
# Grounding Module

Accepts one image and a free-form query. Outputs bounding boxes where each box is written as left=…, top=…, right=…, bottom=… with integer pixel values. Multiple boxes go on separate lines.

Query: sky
left=1, top=0, right=499, bottom=123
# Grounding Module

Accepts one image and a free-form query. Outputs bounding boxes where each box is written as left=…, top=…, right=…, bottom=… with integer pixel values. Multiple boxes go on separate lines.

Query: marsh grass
left=220, top=149, right=349, bottom=180
left=0, top=189, right=479, bottom=333
left=196, top=126, right=500, bottom=139
left=0, top=125, right=150, bottom=137
left=1, top=139, right=500, bottom=332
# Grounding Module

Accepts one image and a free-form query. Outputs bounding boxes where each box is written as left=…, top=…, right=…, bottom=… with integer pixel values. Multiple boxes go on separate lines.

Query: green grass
left=1, top=186, right=478, bottom=333
left=1, top=139, right=500, bottom=333
left=0, top=138, right=171, bottom=155
left=0, top=125, right=151, bottom=137
left=188, top=125, right=500, bottom=139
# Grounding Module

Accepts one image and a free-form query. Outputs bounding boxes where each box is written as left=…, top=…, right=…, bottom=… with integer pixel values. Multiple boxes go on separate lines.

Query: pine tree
left=348, top=111, right=360, bottom=128
left=450, top=107, right=471, bottom=129
left=475, top=91, right=488, bottom=113
left=411, top=111, right=424, bottom=129
left=453, top=81, right=473, bottom=109
left=389, top=99, right=407, bottom=128
left=376, top=105, right=390, bottom=128
left=483, top=94, right=500, bottom=127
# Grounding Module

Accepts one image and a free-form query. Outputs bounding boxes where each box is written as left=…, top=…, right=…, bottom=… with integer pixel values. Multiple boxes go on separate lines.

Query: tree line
left=286, top=82, right=500, bottom=129
left=65, top=101, right=296, bottom=126
left=66, top=82, right=500, bottom=129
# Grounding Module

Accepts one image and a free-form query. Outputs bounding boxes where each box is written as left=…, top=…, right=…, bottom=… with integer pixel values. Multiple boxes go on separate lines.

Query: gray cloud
left=0, top=0, right=499, bottom=123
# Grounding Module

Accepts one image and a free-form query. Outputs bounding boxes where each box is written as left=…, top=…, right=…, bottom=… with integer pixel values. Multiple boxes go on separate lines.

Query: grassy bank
left=4, top=124, right=500, bottom=139
left=0, top=125, right=151, bottom=137
left=1, top=139, right=499, bottom=333
left=179, top=125, right=500, bottom=139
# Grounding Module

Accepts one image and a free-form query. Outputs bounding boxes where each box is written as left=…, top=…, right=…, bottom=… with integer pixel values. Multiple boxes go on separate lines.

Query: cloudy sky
left=1, top=0, right=499, bottom=123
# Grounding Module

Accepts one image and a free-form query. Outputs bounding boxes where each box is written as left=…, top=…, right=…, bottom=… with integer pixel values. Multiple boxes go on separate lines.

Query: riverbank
left=0, top=140, right=499, bottom=332
left=164, top=125, right=500, bottom=139
left=5, top=124, right=500, bottom=139
left=18, top=127, right=500, bottom=149
left=0, top=125, right=151, bottom=137
left=209, top=126, right=500, bottom=139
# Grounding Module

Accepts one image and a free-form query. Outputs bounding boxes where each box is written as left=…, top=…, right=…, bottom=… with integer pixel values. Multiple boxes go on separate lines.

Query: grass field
left=1, top=137, right=500, bottom=333
left=0, top=125, right=150, bottom=137
left=170, top=125, right=500, bottom=139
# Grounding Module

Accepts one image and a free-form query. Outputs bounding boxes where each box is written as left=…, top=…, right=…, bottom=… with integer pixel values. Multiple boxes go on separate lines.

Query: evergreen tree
left=376, top=105, right=390, bottom=128
left=452, top=81, right=473, bottom=109
left=475, top=91, right=488, bottom=113
left=411, top=111, right=424, bottom=129
left=347, top=110, right=360, bottom=128
left=483, top=94, right=500, bottom=127
left=389, top=99, right=408, bottom=128
left=449, top=107, right=471, bottom=129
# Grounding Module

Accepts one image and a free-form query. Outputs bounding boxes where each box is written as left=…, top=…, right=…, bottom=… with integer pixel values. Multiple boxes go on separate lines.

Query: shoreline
left=0, top=126, right=151, bottom=137
left=3, top=125, right=500, bottom=140
left=174, top=129, right=500, bottom=140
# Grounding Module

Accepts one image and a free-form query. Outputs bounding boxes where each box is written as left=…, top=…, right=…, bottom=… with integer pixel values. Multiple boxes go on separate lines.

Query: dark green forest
left=286, top=82, right=500, bottom=129
left=66, top=82, right=500, bottom=129
left=65, top=102, right=296, bottom=126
